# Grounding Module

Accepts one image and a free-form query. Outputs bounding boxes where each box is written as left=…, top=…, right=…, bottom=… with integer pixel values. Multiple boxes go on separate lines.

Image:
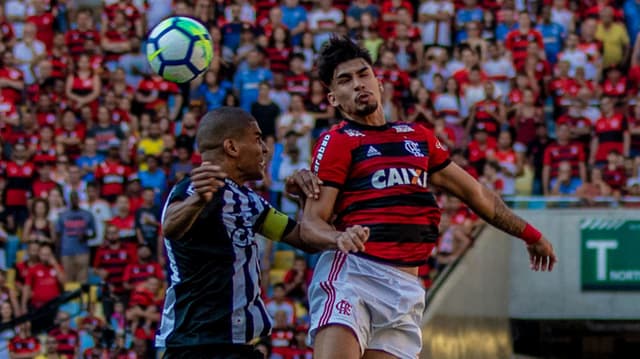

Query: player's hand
left=527, top=236, right=557, bottom=272
left=285, top=169, right=323, bottom=200
left=190, top=161, right=227, bottom=202
left=336, top=225, right=370, bottom=254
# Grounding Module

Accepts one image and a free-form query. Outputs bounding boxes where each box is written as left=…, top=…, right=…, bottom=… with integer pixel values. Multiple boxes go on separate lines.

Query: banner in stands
left=581, top=219, right=640, bottom=290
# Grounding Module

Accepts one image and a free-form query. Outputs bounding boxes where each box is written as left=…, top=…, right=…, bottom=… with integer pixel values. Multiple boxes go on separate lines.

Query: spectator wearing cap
left=596, top=6, right=630, bottom=68
left=233, top=46, right=274, bottom=112
left=56, top=191, right=96, bottom=283
left=94, top=139, right=132, bottom=204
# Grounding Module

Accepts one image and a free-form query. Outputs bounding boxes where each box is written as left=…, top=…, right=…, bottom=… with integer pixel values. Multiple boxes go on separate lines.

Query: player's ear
left=327, top=92, right=337, bottom=107
left=223, top=139, right=240, bottom=158
left=378, top=79, right=384, bottom=94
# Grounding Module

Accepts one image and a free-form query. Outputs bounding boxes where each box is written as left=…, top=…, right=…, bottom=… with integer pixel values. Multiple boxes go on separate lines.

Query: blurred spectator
left=252, top=81, right=281, bottom=148
left=56, top=191, right=96, bottom=283
left=283, top=256, right=312, bottom=305
left=14, top=241, right=39, bottom=295
left=233, top=47, right=273, bottom=112
left=0, top=302, right=15, bottom=358
left=62, top=165, right=88, bottom=205
left=48, top=311, right=79, bottom=358
left=266, top=284, right=296, bottom=326
left=126, top=276, right=161, bottom=353
left=94, top=140, right=131, bottom=204
left=277, top=94, right=313, bottom=160
left=308, top=0, right=343, bottom=51
left=138, top=122, right=164, bottom=159
left=81, top=182, right=113, bottom=256
left=138, top=156, right=167, bottom=206
left=134, top=188, right=161, bottom=255
left=193, top=70, right=231, bottom=112
left=13, top=22, right=45, bottom=85
left=94, top=224, right=136, bottom=299
left=479, top=160, right=504, bottom=195
left=76, top=138, right=104, bottom=183
left=590, top=96, right=629, bottom=166
left=123, top=245, right=164, bottom=292
left=21, top=244, right=64, bottom=332
left=543, top=123, right=587, bottom=195
left=526, top=124, right=552, bottom=195
left=0, top=270, right=18, bottom=317
left=281, top=0, right=308, bottom=46
left=596, top=6, right=630, bottom=68
left=36, top=335, right=62, bottom=359
left=419, top=0, right=454, bottom=49
left=602, top=150, right=627, bottom=197
left=109, top=195, right=136, bottom=244
left=168, top=145, right=194, bottom=184
left=23, top=198, right=56, bottom=246
left=549, top=161, right=581, bottom=195
left=577, top=166, right=613, bottom=202
left=4, top=142, right=35, bottom=227
left=537, top=6, right=566, bottom=65
left=65, top=54, right=101, bottom=114
left=9, top=323, right=40, bottom=359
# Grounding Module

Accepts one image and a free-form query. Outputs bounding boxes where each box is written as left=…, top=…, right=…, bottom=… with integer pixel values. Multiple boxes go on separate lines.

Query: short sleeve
left=311, top=132, right=352, bottom=188
left=425, top=129, right=451, bottom=173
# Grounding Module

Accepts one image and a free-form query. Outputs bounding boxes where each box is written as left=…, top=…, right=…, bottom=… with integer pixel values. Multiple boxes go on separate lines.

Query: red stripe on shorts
left=319, top=252, right=347, bottom=327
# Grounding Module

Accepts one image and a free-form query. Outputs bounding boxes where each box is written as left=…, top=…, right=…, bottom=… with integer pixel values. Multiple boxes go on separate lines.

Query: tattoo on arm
left=478, top=186, right=526, bottom=237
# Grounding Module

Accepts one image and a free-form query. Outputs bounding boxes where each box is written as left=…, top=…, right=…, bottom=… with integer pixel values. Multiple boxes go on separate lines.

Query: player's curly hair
left=317, top=35, right=373, bottom=88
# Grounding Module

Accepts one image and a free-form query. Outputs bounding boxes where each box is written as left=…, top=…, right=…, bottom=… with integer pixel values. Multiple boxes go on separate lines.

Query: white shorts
left=308, top=251, right=425, bottom=358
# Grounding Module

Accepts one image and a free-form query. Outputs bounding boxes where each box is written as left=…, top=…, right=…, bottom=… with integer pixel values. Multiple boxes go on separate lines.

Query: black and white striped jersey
left=156, top=177, right=278, bottom=348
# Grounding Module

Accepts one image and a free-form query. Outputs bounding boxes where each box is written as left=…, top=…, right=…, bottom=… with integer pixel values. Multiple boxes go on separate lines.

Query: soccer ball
left=146, top=16, right=213, bottom=83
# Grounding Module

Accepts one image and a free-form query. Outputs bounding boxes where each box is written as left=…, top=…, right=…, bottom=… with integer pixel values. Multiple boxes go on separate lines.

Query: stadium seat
left=269, top=269, right=287, bottom=285
left=273, top=250, right=295, bottom=270
left=64, top=282, right=81, bottom=292
left=15, top=250, right=25, bottom=263
left=5, top=269, right=15, bottom=290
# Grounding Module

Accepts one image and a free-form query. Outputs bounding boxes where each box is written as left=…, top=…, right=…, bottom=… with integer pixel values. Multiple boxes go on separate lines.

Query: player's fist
left=285, top=169, right=323, bottom=200
left=190, top=161, right=227, bottom=202
left=336, top=225, right=370, bottom=254
left=527, top=236, right=557, bottom=272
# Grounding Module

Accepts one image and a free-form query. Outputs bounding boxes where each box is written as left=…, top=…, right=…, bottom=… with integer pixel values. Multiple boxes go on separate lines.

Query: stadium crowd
left=0, top=0, right=638, bottom=357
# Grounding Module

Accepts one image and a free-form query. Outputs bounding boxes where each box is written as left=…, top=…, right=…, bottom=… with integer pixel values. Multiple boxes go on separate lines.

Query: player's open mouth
left=356, top=93, right=371, bottom=102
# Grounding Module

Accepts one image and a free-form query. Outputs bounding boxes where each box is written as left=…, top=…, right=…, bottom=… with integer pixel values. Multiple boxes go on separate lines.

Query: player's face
left=328, top=58, right=382, bottom=119
left=238, top=121, right=268, bottom=181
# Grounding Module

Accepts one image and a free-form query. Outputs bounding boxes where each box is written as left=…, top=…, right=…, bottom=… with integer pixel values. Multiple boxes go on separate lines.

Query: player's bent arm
left=162, top=196, right=208, bottom=241
left=254, top=207, right=319, bottom=253
left=300, top=186, right=344, bottom=250
left=429, top=162, right=529, bottom=239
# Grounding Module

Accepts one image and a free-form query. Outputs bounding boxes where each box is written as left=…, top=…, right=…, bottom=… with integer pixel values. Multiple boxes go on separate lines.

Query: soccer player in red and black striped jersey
left=302, top=36, right=557, bottom=359
left=542, top=123, right=587, bottom=196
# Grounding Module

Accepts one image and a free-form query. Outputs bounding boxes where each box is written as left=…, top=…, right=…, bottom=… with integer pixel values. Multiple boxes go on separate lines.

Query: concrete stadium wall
left=420, top=209, right=640, bottom=359
left=509, top=209, right=640, bottom=320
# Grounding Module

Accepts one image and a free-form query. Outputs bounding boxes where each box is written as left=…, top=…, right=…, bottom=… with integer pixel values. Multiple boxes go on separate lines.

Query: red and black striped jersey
left=123, top=262, right=164, bottom=287
left=285, top=72, right=310, bottom=98
left=266, top=46, right=292, bottom=74
left=505, top=29, right=544, bottom=67
left=9, top=336, right=40, bottom=356
left=543, top=142, right=585, bottom=179
left=594, top=114, right=627, bottom=162
left=48, top=328, right=79, bottom=357
left=94, top=245, right=137, bottom=295
left=472, top=99, right=500, bottom=137
left=65, top=29, right=100, bottom=59
left=311, top=121, right=450, bottom=266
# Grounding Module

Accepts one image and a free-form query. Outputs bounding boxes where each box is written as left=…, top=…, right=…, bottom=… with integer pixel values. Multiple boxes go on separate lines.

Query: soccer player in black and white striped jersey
left=156, top=107, right=368, bottom=359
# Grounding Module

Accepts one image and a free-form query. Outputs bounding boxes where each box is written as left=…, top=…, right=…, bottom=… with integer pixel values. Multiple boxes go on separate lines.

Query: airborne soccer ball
left=146, top=16, right=213, bottom=83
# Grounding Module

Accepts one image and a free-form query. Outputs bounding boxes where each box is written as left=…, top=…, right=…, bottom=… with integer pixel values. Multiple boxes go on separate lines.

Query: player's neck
left=348, top=106, right=386, bottom=127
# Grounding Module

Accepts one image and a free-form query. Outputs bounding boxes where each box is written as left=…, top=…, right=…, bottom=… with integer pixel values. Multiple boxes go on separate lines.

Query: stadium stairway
left=420, top=226, right=515, bottom=359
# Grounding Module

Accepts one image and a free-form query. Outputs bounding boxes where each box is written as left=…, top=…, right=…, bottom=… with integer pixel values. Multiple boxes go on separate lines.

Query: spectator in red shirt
left=602, top=150, right=627, bottom=197
left=543, top=123, right=587, bottom=195
left=505, top=11, right=545, bottom=68
left=66, top=9, right=101, bottom=60
left=283, top=256, right=313, bottom=305
left=21, top=244, right=65, bottom=333
left=123, top=244, right=164, bottom=292
left=94, top=224, right=137, bottom=298
left=95, top=141, right=131, bottom=203
left=110, top=195, right=137, bottom=244
left=9, top=322, right=40, bottom=359
left=3, top=142, right=36, bottom=226
left=48, top=310, right=80, bottom=358
left=31, top=164, right=59, bottom=200
left=65, top=54, right=101, bottom=114
left=14, top=241, right=40, bottom=295
left=126, top=276, right=162, bottom=347
left=590, top=96, right=630, bottom=166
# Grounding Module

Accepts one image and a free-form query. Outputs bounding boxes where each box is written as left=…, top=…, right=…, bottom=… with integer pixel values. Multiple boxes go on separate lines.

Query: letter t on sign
left=586, top=240, right=618, bottom=280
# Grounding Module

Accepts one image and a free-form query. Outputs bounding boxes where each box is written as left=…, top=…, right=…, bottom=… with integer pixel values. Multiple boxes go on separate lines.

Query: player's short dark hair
left=317, top=35, right=373, bottom=87
left=273, top=283, right=285, bottom=290
left=196, top=107, right=256, bottom=154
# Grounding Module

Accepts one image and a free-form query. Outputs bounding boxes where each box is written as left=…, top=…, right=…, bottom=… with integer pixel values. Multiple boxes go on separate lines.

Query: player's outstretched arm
left=300, top=186, right=369, bottom=254
left=163, top=162, right=226, bottom=241
left=429, top=162, right=557, bottom=272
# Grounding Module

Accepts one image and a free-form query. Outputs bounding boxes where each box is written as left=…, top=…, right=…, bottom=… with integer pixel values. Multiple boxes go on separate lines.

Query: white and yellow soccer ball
left=146, top=16, right=213, bottom=83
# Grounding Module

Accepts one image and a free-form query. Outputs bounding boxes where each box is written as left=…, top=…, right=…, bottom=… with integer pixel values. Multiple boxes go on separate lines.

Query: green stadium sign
left=581, top=219, right=640, bottom=290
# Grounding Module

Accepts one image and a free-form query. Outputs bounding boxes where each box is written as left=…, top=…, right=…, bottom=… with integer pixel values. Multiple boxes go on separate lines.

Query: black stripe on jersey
left=597, top=131, right=624, bottom=143
left=256, top=296, right=270, bottom=338
left=337, top=193, right=438, bottom=221
left=355, top=252, right=428, bottom=267
left=365, top=223, right=439, bottom=243
left=351, top=141, right=430, bottom=163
